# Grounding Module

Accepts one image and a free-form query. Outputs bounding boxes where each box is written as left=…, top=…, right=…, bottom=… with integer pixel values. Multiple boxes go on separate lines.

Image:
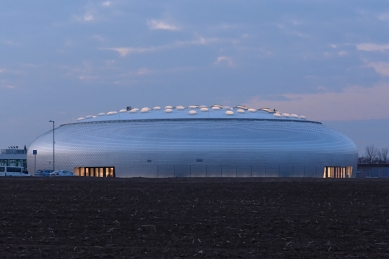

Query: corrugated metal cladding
left=27, top=119, right=358, bottom=178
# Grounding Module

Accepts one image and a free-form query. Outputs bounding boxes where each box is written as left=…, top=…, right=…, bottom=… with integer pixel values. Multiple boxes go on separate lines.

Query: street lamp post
left=49, top=120, right=55, bottom=171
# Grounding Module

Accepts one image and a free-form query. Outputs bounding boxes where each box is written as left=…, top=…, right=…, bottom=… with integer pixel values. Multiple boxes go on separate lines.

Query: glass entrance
left=323, top=166, right=352, bottom=178
left=74, top=167, right=115, bottom=177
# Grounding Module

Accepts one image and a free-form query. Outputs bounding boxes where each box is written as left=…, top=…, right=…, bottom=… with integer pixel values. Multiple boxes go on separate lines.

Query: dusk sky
left=1, top=0, right=389, bottom=153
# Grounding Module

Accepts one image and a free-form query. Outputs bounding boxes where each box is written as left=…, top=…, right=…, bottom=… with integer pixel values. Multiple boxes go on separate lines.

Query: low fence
left=356, top=167, right=389, bottom=178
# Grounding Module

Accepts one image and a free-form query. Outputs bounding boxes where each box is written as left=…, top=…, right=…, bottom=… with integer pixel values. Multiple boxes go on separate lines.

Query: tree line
left=358, top=145, right=388, bottom=164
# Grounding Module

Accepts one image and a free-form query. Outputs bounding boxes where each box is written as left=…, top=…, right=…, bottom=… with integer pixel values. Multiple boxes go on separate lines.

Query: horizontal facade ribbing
left=27, top=118, right=357, bottom=177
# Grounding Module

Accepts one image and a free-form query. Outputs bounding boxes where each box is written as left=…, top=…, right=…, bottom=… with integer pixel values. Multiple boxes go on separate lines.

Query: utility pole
left=49, top=120, right=55, bottom=171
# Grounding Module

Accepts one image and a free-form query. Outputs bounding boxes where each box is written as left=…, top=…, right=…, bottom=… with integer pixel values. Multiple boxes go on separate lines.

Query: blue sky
left=1, top=0, right=389, bottom=153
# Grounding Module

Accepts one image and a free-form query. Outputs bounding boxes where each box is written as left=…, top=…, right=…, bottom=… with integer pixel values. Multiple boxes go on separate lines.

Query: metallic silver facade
left=27, top=118, right=357, bottom=177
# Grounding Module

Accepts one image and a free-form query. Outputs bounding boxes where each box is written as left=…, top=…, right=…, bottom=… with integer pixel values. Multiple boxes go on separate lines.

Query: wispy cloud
left=288, top=30, right=309, bottom=38
left=84, top=14, right=94, bottom=21
left=323, top=50, right=348, bottom=58
left=79, top=75, right=99, bottom=80
left=378, top=13, right=389, bottom=21
left=104, top=36, right=220, bottom=57
left=117, top=67, right=155, bottom=79
left=338, top=51, right=347, bottom=57
left=209, top=23, right=239, bottom=31
left=245, top=83, right=389, bottom=121
left=356, top=43, right=389, bottom=52
left=214, top=56, right=234, bottom=66
left=118, top=68, right=153, bottom=77
left=61, top=61, right=98, bottom=81
left=102, top=1, right=111, bottom=7
left=72, top=2, right=101, bottom=22
left=73, top=13, right=95, bottom=22
left=1, top=85, right=15, bottom=89
left=0, top=67, right=27, bottom=76
left=136, top=68, right=151, bottom=75
left=191, top=37, right=218, bottom=45
left=2, top=40, right=19, bottom=46
left=92, top=35, right=105, bottom=42
left=105, top=47, right=160, bottom=57
left=148, top=20, right=180, bottom=31
left=291, top=20, right=301, bottom=26
left=367, top=62, right=389, bottom=77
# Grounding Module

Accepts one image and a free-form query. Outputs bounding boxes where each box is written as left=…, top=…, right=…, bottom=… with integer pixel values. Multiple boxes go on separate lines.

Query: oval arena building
left=27, top=105, right=358, bottom=178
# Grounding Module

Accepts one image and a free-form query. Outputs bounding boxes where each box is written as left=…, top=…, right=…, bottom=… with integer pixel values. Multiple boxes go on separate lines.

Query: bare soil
left=1, top=177, right=389, bottom=258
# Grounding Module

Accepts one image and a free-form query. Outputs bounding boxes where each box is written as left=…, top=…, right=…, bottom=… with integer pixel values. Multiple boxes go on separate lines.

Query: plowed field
left=1, top=177, right=388, bottom=258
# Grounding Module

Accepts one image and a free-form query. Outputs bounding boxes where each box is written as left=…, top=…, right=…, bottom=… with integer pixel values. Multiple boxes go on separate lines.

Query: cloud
left=2, top=40, right=19, bottom=46
left=92, top=35, right=105, bottom=42
left=356, top=43, right=389, bottom=52
left=172, top=37, right=219, bottom=48
left=137, top=68, right=151, bottom=75
left=378, top=13, right=389, bottom=21
left=148, top=20, right=180, bottom=31
left=214, top=56, right=233, bottom=66
left=116, top=68, right=154, bottom=78
left=84, top=14, right=94, bottom=21
left=0, top=68, right=26, bottom=76
left=288, top=30, right=309, bottom=38
left=338, top=51, right=347, bottom=57
left=79, top=75, right=99, bottom=80
left=64, top=39, right=73, bottom=46
left=322, top=51, right=347, bottom=58
left=245, top=83, right=389, bottom=121
left=102, top=1, right=111, bottom=7
left=104, top=36, right=219, bottom=57
left=105, top=47, right=159, bottom=57
left=194, top=37, right=217, bottom=45
left=367, top=62, right=389, bottom=77
left=73, top=14, right=95, bottom=22
left=2, top=85, right=15, bottom=89
left=209, top=23, right=239, bottom=31
left=72, top=3, right=100, bottom=22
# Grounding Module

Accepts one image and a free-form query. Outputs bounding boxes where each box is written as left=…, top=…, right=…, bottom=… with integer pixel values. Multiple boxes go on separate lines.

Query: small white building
left=0, top=147, right=27, bottom=168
